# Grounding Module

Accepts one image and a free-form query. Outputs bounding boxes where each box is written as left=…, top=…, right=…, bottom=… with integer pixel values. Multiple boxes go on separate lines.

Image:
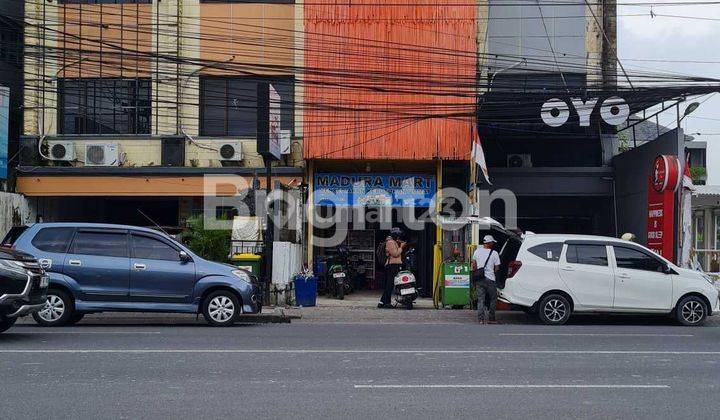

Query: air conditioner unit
left=47, top=141, right=75, bottom=161
left=279, top=130, right=292, bottom=155
left=218, top=142, right=243, bottom=161
left=85, top=143, right=119, bottom=166
left=507, top=154, right=532, bottom=168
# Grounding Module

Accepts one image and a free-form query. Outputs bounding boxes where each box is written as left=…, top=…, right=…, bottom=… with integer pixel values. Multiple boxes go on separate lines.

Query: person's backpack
left=376, top=240, right=388, bottom=268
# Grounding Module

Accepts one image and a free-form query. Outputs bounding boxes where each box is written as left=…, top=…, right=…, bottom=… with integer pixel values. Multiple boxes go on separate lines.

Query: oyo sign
left=541, top=96, right=630, bottom=127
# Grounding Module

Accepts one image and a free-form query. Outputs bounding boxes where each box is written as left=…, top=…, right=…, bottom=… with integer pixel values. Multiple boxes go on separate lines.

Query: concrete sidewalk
left=286, top=291, right=488, bottom=324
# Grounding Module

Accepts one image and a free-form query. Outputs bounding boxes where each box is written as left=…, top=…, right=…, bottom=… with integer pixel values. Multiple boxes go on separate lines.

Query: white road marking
left=498, top=333, right=694, bottom=337
left=8, top=331, right=162, bottom=335
left=0, top=349, right=718, bottom=355
left=354, top=384, right=671, bottom=389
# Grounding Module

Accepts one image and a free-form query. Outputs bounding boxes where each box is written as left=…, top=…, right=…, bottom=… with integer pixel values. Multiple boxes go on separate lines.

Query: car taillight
left=507, top=261, right=522, bottom=278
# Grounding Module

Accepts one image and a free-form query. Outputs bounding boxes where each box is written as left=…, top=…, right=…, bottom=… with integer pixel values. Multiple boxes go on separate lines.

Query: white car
left=496, top=234, right=720, bottom=326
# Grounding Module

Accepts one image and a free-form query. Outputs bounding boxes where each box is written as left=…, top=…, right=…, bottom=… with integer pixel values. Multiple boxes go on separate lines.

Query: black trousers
left=475, top=277, right=498, bottom=321
left=380, top=264, right=402, bottom=305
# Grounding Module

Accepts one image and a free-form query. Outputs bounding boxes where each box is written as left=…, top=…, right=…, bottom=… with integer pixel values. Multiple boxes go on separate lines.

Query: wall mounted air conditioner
left=218, top=142, right=243, bottom=161
left=47, top=141, right=76, bottom=161
left=85, top=143, right=119, bottom=166
left=507, top=154, right=532, bottom=168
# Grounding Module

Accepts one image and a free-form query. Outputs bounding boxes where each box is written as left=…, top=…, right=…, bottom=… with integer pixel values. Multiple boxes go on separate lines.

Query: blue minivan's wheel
left=0, top=316, right=16, bottom=333
left=33, top=289, right=75, bottom=327
left=202, top=290, right=240, bottom=327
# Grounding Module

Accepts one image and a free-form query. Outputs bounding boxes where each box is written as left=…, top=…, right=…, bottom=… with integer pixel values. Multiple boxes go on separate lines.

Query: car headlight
left=0, top=260, right=30, bottom=276
left=231, top=270, right=251, bottom=283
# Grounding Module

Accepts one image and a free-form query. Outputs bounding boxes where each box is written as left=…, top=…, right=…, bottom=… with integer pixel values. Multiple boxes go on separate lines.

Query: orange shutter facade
left=303, top=1, right=477, bottom=160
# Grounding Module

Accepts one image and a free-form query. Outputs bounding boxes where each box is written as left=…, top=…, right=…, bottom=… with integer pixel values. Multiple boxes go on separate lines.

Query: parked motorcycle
left=393, top=247, right=418, bottom=309
left=326, top=246, right=349, bottom=300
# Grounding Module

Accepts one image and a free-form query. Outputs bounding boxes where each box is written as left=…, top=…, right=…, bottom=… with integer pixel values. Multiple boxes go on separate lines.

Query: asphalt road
left=1, top=321, right=719, bottom=419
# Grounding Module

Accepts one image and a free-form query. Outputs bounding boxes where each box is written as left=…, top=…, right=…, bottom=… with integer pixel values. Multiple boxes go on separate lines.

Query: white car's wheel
left=676, top=296, right=708, bottom=326
left=538, top=294, right=572, bottom=325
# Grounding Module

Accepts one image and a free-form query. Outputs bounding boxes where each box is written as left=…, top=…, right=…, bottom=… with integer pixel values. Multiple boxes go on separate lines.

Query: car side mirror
left=179, top=251, right=191, bottom=262
left=662, top=265, right=675, bottom=275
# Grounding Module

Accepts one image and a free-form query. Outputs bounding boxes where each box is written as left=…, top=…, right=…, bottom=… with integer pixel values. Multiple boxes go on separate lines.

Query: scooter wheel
left=405, top=302, right=413, bottom=310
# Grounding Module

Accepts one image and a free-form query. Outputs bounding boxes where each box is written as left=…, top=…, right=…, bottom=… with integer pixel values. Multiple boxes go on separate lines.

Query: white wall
left=706, top=141, right=720, bottom=186
left=0, top=192, right=35, bottom=238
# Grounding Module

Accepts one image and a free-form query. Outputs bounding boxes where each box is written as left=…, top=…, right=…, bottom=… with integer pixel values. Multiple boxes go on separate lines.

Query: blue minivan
left=3, top=223, right=261, bottom=327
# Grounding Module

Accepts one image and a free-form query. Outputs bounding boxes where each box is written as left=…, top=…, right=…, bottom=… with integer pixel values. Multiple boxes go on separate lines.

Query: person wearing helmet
left=378, top=228, right=405, bottom=308
left=471, top=234, right=501, bottom=323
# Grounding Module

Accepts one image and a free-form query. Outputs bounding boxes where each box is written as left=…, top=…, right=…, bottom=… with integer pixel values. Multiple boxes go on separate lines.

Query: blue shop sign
left=314, top=173, right=436, bottom=207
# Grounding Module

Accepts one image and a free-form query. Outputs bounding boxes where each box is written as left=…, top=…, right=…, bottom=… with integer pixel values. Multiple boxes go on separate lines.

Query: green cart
left=437, top=261, right=472, bottom=307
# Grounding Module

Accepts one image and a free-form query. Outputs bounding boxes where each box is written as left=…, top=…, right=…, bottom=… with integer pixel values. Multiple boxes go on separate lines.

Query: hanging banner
left=646, top=155, right=680, bottom=260
left=314, top=173, right=436, bottom=207
left=257, top=83, right=281, bottom=161
left=0, top=86, right=9, bottom=179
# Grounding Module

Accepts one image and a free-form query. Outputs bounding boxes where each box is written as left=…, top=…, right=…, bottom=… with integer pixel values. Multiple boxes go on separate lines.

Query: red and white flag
left=471, top=124, right=491, bottom=185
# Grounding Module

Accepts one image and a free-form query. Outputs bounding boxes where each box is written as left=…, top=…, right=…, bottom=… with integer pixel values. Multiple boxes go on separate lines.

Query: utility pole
left=257, top=83, right=282, bottom=300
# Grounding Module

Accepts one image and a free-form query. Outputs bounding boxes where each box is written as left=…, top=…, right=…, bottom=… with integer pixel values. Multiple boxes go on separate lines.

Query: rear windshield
left=1, top=226, right=29, bottom=247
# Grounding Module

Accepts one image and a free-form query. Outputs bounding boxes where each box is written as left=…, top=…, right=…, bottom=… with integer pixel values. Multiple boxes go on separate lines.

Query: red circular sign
left=652, top=155, right=680, bottom=193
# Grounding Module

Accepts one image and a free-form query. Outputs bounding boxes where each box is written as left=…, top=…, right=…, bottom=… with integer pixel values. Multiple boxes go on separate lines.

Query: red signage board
left=646, top=155, right=679, bottom=260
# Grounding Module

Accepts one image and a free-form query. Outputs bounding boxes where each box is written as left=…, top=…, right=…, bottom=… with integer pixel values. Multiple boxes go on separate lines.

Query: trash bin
left=294, top=274, right=317, bottom=307
left=230, top=253, right=262, bottom=277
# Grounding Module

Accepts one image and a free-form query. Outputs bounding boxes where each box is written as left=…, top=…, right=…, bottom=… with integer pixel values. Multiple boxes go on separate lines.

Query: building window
left=58, top=78, right=151, bottom=135
left=58, top=1, right=152, bottom=4
left=0, top=17, right=22, bottom=67
left=689, top=149, right=706, bottom=169
left=200, top=76, right=294, bottom=137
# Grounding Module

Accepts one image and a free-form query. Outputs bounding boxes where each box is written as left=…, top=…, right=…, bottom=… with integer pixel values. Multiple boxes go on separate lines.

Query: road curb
left=237, top=308, right=296, bottom=324
left=15, top=307, right=295, bottom=326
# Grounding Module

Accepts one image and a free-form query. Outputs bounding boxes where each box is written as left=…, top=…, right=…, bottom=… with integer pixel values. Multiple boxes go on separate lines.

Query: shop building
left=17, top=0, right=304, bottom=229
left=476, top=1, right=619, bottom=235
left=303, top=2, right=478, bottom=295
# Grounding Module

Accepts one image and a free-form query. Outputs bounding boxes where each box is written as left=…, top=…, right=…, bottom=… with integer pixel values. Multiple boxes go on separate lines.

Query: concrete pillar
left=24, top=1, right=59, bottom=137
left=152, top=0, right=182, bottom=136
